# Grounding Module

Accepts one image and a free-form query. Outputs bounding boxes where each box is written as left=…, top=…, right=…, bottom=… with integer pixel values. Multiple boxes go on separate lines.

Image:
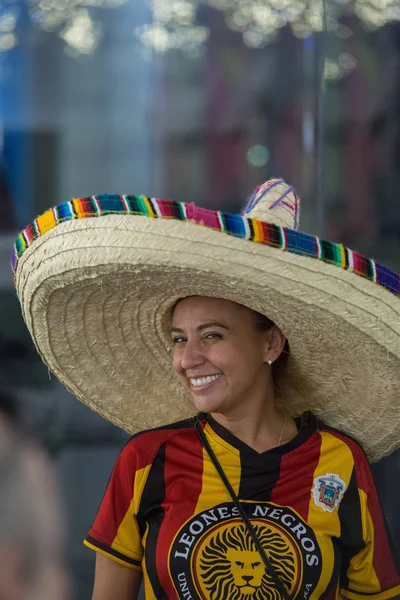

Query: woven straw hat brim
left=15, top=214, right=400, bottom=462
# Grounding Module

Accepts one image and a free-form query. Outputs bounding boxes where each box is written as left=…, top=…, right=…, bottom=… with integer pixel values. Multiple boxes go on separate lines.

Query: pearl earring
left=267, top=359, right=273, bottom=366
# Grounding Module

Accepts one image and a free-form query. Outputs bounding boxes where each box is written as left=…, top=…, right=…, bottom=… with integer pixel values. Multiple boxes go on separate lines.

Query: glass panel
left=1, top=1, right=399, bottom=597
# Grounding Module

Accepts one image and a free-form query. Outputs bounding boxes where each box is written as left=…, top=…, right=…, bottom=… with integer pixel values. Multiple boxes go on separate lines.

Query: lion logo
left=198, top=523, right=297, bottom=600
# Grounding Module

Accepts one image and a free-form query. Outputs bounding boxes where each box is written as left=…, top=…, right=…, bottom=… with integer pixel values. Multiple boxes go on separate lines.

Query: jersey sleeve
left=84, top=439, right=146, bottom=570
left=340, top=451, right=400, bottom=600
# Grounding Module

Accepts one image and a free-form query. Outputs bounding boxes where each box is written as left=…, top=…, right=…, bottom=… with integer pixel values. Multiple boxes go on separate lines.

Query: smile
left=189, top=374, right=223, bottom=390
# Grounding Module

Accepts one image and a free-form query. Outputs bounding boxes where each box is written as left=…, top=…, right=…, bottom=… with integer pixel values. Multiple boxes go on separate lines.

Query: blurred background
left=0, top=0, right=399, bottom=597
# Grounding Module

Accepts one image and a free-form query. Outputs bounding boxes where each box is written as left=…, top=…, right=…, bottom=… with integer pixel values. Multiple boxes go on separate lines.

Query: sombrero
left=12, top=179, right=400, bottom=461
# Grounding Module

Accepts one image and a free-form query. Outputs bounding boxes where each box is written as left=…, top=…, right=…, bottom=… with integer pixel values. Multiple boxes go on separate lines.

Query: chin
left=192, top=395, right=226, bottom=414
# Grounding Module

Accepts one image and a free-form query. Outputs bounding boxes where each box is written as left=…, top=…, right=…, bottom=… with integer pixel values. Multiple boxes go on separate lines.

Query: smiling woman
left=12, top=179, right=400, bottom=599
left=170, top=296, right=292, bottom=448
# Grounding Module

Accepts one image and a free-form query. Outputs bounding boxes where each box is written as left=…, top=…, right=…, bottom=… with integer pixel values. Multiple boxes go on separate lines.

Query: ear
left=263, top=326, right=287, bottom=364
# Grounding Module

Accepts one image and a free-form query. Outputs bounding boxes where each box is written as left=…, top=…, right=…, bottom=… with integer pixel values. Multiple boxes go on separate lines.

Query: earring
left=267, top=359, right=273, bottom=366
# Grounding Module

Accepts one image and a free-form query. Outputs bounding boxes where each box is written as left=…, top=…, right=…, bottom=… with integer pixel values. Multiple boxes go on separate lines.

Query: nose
left=242, top=576, right=254, bottom=584
left=179, top=339, right=206, bottom=371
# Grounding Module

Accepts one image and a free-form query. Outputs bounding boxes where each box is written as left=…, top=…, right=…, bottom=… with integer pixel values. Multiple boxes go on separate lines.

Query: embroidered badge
left=312, top=473, right=346, bottom=512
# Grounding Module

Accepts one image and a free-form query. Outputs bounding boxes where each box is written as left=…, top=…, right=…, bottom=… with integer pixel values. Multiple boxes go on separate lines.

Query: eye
left=172, top=336, right=187, bottom=345
left=251, top=562, right=261, bottom=569
left=235, top=561, right=244, bottom=568
left=204, top=333, right=222, bottom=341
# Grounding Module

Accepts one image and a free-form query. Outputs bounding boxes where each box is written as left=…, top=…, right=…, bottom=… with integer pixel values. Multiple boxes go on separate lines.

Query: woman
left=12, top=179, right=400, bottom=599
left=0, top=389, right=68, bottom=600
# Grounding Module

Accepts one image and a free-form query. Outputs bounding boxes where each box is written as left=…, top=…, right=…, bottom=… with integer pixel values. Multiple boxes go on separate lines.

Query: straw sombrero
left=12, top=179, right=400, bottom=462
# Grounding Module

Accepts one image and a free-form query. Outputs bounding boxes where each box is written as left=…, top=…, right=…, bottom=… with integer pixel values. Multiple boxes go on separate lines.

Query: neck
left=210, top=400, right=296, bottom=453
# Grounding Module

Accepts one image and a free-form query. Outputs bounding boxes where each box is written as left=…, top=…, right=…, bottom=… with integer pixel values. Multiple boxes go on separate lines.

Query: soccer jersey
left=84, top=413, right=400, bottom=599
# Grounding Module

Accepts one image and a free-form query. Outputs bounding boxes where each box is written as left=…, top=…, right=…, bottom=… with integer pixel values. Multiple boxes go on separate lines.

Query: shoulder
left=118, top=417, right=197, bottom=468
left=309, top=417, right=378, bottom=498
left=316, top=418, right=366, bottom=455
left=315, top=417, right=371, bottom=474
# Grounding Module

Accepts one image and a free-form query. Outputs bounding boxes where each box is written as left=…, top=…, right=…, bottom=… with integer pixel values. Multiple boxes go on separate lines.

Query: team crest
left=312, top=473, right=346, bottom=512
left=169, top=502, right=322, bottom=600
left=198, top=522, right=297, bottom=599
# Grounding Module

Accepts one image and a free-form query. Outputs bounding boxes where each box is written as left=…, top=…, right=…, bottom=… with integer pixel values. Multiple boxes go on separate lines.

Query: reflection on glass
left=0, top=3, right=399, bottom=596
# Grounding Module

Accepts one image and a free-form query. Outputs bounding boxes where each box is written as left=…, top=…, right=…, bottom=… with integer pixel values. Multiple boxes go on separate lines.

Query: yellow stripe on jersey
left=111, top=464, right=151, bottom=561
left=344, top=488, right=380, bottom=592
left=133, top=463, right=153, bottom=513
left=83, top=539, right=142, bottom=571
left=308, top=431, right=354, bottom=600
left=341, top=583, right=400, bottom=600
left=194, top=422, right=241, bottom=514
left=142, top=523, right=158, bottom=600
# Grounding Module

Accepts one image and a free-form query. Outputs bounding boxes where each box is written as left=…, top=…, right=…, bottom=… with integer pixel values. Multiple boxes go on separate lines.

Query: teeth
left=190, top=374, right=222, bottom=387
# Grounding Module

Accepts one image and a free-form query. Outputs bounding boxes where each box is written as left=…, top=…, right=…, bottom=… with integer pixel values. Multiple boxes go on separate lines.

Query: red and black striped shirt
left=85, top=413, right=400, bottom=599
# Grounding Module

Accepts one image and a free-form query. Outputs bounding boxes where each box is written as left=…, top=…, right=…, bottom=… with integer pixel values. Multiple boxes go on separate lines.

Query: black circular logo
left=169, top=502, right=322, bottom=600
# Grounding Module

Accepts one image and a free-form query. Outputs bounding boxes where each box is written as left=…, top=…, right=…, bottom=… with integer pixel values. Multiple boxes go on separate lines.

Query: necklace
left=277, top=412, right=288, bottom=447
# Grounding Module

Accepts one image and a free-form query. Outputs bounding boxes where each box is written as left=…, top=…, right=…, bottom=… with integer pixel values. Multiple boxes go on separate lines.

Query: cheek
left=215, top=349, right=249, bottom=372
left=172, top=351, right=183, bottom=376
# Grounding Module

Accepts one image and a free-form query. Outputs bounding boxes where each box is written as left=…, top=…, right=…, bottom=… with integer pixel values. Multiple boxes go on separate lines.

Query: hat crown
left=242, top=178, right=300, bottom=231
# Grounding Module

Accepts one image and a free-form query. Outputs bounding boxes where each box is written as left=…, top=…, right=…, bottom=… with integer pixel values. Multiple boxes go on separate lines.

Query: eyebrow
left=170, top=322, right=230, bottom=333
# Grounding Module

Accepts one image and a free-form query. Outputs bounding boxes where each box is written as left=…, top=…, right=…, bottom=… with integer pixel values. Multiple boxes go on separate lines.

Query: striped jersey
left=84, top=413, right=400, bottom=599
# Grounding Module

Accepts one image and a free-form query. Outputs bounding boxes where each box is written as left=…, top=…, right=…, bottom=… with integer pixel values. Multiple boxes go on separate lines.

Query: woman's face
left=171, top=296, right=281, bottom=415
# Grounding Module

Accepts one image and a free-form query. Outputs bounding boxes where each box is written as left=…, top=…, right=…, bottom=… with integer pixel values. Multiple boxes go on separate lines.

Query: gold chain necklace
left=277, top=412, right=288, bottom=447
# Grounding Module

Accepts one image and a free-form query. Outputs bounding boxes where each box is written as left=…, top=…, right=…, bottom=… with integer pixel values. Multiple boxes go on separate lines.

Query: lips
left=189, top=373, right=223, bottom=392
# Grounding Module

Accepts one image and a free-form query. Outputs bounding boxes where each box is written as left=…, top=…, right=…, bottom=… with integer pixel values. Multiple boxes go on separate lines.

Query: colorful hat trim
left=12, top=194, right=399, bottom=297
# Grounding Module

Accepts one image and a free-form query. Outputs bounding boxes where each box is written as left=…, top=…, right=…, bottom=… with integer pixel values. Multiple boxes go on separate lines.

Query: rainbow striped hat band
left=12, top=179, right=400, bottom=461
left=12, top=181, right=398, bottom=294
